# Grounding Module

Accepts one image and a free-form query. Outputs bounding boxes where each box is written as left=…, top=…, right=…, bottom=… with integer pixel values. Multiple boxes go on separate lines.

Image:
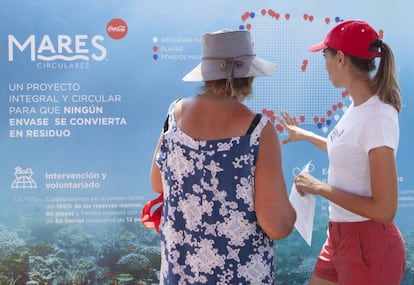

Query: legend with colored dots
left=152, top=36, right=201, bottom=61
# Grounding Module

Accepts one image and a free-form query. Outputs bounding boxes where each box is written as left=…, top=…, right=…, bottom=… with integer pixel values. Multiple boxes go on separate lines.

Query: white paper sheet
left=289, top=161, right=316, bottom=246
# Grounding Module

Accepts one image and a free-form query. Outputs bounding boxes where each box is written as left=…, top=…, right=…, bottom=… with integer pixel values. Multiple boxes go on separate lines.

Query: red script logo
left=106, top=18, right=128, bottom=40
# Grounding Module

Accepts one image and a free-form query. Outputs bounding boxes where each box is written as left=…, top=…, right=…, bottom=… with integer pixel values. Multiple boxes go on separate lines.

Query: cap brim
left=308, top=41, right=327, bottom=52
left=182, top=57, right=277, bottom=82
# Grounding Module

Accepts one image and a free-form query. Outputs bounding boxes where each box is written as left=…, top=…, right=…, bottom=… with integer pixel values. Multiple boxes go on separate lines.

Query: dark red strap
left=141, top=193, right=163, bottom=233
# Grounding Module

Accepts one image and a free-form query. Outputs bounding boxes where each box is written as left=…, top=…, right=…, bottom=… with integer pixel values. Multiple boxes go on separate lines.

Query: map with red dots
left=238, top=10, right=385, bottom=135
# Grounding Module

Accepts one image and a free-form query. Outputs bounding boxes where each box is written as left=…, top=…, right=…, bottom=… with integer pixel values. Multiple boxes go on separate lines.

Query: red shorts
left=314, top=220, right=406, bottom=285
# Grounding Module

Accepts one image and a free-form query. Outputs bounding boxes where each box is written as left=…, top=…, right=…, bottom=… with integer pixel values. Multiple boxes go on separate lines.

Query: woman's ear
left=337, top=50, right=346, bottom=69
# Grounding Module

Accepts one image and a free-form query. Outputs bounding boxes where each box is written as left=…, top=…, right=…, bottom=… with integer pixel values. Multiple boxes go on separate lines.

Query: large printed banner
left=1, top=1, right=413, bottom=284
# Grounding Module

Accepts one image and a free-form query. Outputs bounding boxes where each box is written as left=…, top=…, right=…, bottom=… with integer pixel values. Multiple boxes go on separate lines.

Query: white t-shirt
left=327, top=95, right=399, bottom=222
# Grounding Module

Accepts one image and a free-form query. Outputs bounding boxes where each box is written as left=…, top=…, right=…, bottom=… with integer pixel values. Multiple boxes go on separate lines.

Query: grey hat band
left=203, top=55, right=255, bottom=90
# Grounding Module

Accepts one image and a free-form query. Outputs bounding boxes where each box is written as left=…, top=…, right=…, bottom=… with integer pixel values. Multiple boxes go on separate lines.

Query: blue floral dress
left=156, top=100, right=275, bottom=285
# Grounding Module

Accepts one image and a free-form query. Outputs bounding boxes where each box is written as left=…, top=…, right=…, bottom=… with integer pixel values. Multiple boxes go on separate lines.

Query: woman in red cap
left=277, top=20, right=406, bottom=285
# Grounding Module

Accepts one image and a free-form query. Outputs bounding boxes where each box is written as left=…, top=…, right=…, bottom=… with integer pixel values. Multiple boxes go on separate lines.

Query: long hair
left=371, top=42, right=402, bottom=112
left=347, top=42, right=402, bottom=113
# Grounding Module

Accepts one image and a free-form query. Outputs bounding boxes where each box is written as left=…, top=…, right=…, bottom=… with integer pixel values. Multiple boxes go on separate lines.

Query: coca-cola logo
left=106, top=18, right=128, bottom=40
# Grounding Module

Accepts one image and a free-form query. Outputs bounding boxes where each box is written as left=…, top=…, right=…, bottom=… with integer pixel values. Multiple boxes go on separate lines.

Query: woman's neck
left=346, top=75, right=374, bottom=106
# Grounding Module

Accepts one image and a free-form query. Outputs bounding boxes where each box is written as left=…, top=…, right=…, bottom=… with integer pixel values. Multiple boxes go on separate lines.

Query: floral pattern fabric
left=156, top=101, right=275, bottom=285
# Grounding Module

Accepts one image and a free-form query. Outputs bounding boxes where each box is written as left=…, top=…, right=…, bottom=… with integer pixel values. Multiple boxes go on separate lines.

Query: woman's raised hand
left=275, top=111, right=307, bottom=144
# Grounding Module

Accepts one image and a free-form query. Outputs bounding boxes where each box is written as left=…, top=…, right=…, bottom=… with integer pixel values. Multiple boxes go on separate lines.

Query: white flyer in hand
left=289, top=160, right=316, bottom=246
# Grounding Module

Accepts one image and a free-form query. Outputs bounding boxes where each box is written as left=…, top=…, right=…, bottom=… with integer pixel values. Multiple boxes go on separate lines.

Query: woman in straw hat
left=277, top=20, right=406, bottom=285
left=150, top=29, right=296, bottom=284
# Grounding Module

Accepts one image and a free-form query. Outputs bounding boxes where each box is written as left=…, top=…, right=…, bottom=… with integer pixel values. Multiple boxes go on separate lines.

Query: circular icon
left=292, top=162, right=315, bottom=177
left=106, top=18, right=128, bottom=40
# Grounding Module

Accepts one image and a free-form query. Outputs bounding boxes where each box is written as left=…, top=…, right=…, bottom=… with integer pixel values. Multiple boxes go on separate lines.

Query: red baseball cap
left=309, top=20, right=382, bottom=60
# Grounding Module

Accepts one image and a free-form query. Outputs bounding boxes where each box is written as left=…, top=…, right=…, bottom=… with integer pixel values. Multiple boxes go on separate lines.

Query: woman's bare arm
left=150, top=132, right=163, bottom=194
left=294, top=146, right=398, bottom=223
left=254, top=121, right=296, bottom=240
